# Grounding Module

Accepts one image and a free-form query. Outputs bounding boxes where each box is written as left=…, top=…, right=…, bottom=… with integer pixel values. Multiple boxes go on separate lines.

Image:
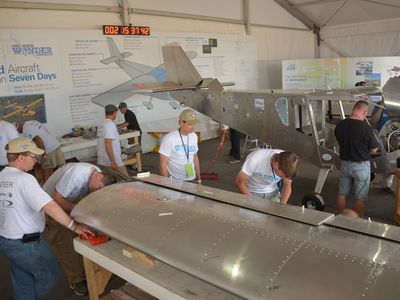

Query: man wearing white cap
left=0, top=137, right=93, bottom=300
left=159, top=109, right=202, bottom=182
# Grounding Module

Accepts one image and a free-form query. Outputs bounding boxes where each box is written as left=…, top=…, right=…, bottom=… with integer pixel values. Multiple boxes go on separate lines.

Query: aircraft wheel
left=301, top=193, right=325, bottom=211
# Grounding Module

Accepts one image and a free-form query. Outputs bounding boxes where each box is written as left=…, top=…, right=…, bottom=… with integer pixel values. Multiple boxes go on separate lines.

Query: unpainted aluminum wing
left=71, top=181, right=400, bottom=300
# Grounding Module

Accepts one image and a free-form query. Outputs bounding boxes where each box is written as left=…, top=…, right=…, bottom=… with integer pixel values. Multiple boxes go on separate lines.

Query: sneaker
left=381, top=187, right=395, bottom=196
left=229, top=159, right=241, bottom=164
left=69, top=281, right=88, bottom=296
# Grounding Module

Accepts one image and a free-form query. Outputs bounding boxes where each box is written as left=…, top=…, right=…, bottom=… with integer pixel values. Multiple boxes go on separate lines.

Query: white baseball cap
left=6, top=137, right=44, bottom=155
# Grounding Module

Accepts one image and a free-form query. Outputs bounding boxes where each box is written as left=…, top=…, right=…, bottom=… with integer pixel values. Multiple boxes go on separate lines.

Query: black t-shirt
left=124, top=109, right=141, bottom=133
left=334, top=118, right=379, bottom=161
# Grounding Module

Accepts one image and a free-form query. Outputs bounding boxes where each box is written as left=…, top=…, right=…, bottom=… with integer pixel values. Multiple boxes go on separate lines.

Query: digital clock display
left=103, top=25, right=150, bottom=36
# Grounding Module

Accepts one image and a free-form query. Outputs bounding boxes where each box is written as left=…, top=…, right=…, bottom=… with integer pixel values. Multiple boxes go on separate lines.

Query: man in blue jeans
left=335, top=100, right=379, bottom=217
left=0, top=137, right=93, bottom=300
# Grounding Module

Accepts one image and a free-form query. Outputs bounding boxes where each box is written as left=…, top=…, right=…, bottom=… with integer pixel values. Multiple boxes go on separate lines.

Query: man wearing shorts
left=335, top=100, right=379, bottom=217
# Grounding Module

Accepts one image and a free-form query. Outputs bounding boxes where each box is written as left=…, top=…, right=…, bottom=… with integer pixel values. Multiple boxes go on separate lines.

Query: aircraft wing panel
left=91, top=75, right=159, bottom=106
left=71, top=178, right=400, bottom=300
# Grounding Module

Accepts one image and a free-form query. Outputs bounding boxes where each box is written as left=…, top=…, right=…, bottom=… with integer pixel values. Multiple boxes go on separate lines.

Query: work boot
left=69, top=280, right=88, bottom=296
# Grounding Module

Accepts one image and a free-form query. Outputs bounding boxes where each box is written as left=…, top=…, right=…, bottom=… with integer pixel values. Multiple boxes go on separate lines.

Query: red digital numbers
left=103, top=25, right=150, bottom=36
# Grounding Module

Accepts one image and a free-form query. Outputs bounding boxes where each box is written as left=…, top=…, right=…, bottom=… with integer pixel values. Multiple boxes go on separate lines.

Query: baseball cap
left=179, top=109, right=199, bottom=125
left=6, top=137, right=44, bottom=155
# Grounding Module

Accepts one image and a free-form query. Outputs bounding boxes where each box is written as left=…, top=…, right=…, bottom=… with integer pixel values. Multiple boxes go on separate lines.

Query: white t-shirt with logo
left=43, top=163, right=100, bottom=202
left=159, top=130, right=198, bottom=181
left=241, top=148, right=283, bottom=194
left=22, top=120, right=60, bottom=153
left=0, top=167, right=52, bottom=239
left=97, top=119, right=123, bottom=167
left=0, top=121, right=19, bottom=166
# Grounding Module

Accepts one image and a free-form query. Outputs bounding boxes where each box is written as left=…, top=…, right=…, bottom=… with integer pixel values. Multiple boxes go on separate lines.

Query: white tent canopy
left=0, top=0, right=399, bottom=87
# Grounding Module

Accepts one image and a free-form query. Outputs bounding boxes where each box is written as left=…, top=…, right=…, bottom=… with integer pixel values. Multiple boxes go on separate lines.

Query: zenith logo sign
left=11, top=44, right=53, bottom=56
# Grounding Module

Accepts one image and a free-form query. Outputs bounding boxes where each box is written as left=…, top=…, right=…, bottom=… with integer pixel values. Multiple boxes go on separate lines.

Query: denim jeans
left=339, top=160, right=370, bottom=201
left=229, top=128, right=241, bottom=160
left=0, top=235, right=60, bottom=300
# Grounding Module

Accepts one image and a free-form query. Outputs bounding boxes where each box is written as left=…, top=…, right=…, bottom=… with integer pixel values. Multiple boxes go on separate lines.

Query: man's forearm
left=194, top=155, right=201, bottom=180
left=280, top=183, right=292, bottom=204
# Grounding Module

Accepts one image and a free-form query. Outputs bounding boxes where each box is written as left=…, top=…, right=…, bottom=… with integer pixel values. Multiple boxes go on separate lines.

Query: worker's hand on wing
left=75, top=224, right=94, bottom=239
left=111, top=162, right=118, bottom=169
left=217, top=143, right=224, bottom=151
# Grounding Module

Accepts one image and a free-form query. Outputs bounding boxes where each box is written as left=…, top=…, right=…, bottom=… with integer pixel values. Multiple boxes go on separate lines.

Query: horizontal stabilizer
left=121, top=52, right=132, bottom=59
left=100, top=56, right=119, bottom=65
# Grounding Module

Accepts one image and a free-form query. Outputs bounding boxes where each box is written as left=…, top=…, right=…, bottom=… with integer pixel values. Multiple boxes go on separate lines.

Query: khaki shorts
left=42, top=147, right=65, bottom=169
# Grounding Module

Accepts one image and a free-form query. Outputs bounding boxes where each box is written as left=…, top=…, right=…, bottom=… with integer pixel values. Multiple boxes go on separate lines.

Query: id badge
left=185, top=162, right=194, bottom=177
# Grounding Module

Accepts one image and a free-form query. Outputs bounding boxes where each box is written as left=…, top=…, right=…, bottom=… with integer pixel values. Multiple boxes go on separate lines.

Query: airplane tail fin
left=100, top=37, right=132, bottom=65
left=162, top=43, right=202, bottom=86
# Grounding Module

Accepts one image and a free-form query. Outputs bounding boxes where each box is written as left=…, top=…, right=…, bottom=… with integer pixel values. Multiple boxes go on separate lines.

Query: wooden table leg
left=83, top=256, right=113, bottom=300
left=134, top=136, right=142, bottom=173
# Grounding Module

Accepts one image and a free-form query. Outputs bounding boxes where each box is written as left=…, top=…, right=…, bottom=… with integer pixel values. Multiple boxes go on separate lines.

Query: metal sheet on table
left=327, top=214, right=400, bottom=243
left=71, top=181, right=400, bottom=300
left=136, top=174, right=334, bottom=226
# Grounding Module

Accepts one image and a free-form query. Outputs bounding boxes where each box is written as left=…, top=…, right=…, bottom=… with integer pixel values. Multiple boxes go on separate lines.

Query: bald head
left=351, top=100, right=369, bottom=120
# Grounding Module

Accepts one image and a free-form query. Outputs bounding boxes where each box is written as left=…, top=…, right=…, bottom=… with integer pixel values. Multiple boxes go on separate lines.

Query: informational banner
left=282, top=57, right=400, bottom=90
left=0, top=29, right=258, bottom=139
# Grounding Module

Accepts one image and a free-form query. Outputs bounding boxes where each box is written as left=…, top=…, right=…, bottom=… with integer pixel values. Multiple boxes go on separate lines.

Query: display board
left=282, top=57, right=400, bottom=89
left=0, top=29, right=257, bottom=138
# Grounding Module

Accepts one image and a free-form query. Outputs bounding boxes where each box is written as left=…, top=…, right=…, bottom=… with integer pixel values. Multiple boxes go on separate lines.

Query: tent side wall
left=0, top=0, right=316, bottom=89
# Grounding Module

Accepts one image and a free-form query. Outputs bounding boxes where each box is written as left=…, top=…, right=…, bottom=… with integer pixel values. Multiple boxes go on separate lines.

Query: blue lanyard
left=178, top=129, right=190, bottom=162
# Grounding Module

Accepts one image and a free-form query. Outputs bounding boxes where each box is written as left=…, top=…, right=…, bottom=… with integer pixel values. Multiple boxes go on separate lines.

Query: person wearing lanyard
left=235, top=149, right=299, bottom=204
left=159, top=109, right=202, bottom=183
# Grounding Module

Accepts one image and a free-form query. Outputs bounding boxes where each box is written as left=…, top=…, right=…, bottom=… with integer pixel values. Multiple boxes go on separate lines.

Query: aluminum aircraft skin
left=131, top=43, right=400, bottom=209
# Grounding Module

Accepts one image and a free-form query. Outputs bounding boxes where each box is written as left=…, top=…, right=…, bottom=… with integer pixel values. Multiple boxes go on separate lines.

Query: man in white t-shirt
left=42, top=162, right=116, bottom=296
left=235, top=149, right=299, bottom=204
left=159, top=109, right=201, bottom=182
left=0, top=120, right=19, bottom=170
left=97, top=104, right=129, bottom=178
left=0, top=137, right=93, bottom=300
left=17, top=120, right=65, bottom=181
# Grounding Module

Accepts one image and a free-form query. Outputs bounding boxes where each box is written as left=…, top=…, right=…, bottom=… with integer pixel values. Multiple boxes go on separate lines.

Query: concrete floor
left=1, top=136, right=397, bottom=299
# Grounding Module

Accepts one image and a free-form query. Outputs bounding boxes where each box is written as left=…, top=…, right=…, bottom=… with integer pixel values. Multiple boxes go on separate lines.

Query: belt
left=343, top=160, right=368, bottom=164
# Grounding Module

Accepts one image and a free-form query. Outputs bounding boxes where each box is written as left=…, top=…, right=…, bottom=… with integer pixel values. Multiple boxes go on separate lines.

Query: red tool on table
left=80, top=234, right=108, bottom=246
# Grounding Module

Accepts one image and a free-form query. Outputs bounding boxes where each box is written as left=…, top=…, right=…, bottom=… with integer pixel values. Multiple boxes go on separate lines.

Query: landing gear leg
left=301, top=167, right=330, bottom=211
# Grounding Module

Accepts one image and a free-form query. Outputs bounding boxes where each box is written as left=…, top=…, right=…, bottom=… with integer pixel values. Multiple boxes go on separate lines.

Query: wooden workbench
left=73, top=238, right=240, bottom=300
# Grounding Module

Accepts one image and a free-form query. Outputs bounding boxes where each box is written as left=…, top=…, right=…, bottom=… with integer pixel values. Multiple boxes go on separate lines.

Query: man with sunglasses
left=159, top=109, right=202, bottom=183
left=42, top=163, right=116, bottom=296
left=235, top=149, right=299, bottom=204
left=0, top=137, right=93, bottom=300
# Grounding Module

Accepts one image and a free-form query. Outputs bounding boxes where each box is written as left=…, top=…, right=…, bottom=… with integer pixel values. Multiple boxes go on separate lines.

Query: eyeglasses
left=25, top=153, right=39, bottom=162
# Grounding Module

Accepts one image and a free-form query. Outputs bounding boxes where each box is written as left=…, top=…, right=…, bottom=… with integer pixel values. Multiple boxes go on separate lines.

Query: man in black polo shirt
left=117, top=102, right=142, bottom=144
left=334, top=100, right=379, bottom=217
